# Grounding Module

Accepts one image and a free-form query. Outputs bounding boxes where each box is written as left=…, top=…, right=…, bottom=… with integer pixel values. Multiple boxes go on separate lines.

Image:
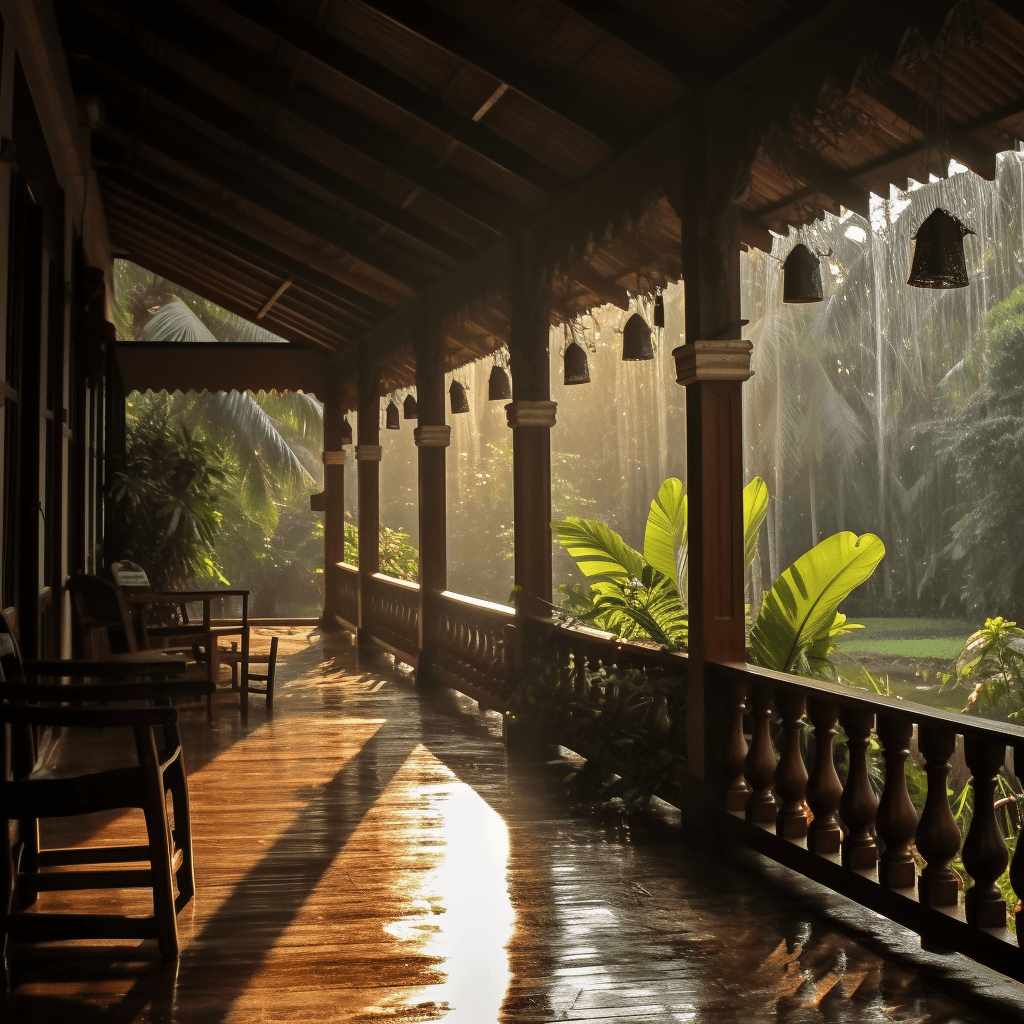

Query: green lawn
left=838, top=617, right=976, bottom=661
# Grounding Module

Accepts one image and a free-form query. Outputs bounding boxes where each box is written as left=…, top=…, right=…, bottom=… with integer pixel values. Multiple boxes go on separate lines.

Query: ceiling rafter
left=552, top=0, right=706, bottom=83
left=750, top=86, right=1024, bottom=227
left=83, top=0, right=524, bottom=235
left=857, top=77, right=999, bottom=179
left=356, top=0, right=635, bottom=149
left=97, top=169, right=392, bottom=322
left=107, top=212, right=353, bottom=339
left=67, top=21, right=489, bottom=261
left=96, top=110, right=438, bottom=293
left=214, top=0, right=571, bottom=198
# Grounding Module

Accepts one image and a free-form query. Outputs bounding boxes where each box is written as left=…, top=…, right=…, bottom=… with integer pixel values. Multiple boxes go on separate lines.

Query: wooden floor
left=2, top=629, right=1017, bottom=1022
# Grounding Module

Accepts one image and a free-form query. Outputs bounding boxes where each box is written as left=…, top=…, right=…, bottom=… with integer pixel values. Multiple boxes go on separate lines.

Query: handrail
left=705, top=659, right=1024, bottom=980
left=362, top=572, right=419, bottom=661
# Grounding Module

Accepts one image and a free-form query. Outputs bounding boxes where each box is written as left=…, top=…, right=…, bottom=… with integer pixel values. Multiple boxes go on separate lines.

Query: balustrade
left=363, top=574, right=420, bottom=661
left=709, top=661, right=1024, bottom=978
left=335, top=563, right=359, bottom=630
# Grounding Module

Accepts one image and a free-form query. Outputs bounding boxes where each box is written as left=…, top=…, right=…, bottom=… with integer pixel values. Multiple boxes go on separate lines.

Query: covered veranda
left=7, top=630, right=1021, bottom=1023
left=3, top=0, right=1024, bottom=1018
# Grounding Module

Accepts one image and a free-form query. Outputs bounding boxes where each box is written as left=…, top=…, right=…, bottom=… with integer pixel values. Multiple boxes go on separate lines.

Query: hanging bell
left=563, top=340, right=590, bottom=385
left=782, top=243, right=823, bottom=303
left=340, top=416, right=353, bottom=446
left=653, top=290, right=665, bottom=328
left=908, top=207, right=975, bottom=289
left=449, top=379, right=470, bottom=414
left=488, top=364, right=512, bottom=401
left=385, top=400, right=400, bottom=430
left=403, top=393, right=418, bottom=419
left=621, top=312, right=654, bottom=360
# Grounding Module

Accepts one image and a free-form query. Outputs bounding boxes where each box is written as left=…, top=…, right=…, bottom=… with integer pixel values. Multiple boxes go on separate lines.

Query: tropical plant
left=941, top=615, right=1024, bottom=723
left=342, top=515, right=419, bottom=583
left=105, top=406, right=228, bottom=590
left=554, top=476, right=884, bottom=678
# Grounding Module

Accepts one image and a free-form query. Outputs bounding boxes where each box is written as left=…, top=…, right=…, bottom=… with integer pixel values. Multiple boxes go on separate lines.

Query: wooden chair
left=0, top=615, right=211, bottom=965
left=109, top=562, right=251, bottom=714
left=224, top=635, right=279, bottom=712
left=66, top=574, right=218, bottom=719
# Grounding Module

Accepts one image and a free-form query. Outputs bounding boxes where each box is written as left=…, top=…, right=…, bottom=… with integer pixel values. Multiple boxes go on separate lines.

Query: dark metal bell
left=488, top=364, right=512, bottom=401
left=653, top=291, right=665, bottom=328
left=340, top=416, right=353, bottom=445
left=782, top=243, right=823, bottom=303
left=403, top=393, right=418, bottom=419
left=621, top=312, right=654, bottom=360
left=908, top=207, right=975, bottom=289
left=563, top=340, right=590, bottom=385
left=385, top=400, right=400, bottom=430
left=450, top=379, right=470, bottom=414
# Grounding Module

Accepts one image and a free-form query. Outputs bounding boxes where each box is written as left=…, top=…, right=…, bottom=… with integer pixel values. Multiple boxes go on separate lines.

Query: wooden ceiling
left=55, top=0, right=1024, bottom=386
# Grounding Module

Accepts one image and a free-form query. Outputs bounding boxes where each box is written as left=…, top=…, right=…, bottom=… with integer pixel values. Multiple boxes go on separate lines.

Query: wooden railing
left=707, top=661, right=1024, bottom=979
left=362, top=573, right=419, bottom=662
left=423, top=590, right=515, bottom=709
left=351, top=585, right=1024, bottom=978
left=334, top=562, right=359, bottom=631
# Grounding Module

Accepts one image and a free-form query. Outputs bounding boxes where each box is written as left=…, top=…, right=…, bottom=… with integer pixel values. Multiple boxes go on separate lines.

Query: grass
left=839, top=617, right=975, bottom=661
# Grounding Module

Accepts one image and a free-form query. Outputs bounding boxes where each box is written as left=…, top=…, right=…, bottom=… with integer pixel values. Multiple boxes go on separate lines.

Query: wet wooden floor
left=2, top=629, right=1017, bottom=1022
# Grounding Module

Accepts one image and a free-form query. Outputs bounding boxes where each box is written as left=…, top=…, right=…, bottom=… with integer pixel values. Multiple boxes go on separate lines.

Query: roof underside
left=56, top=0, right=1024, bottom=391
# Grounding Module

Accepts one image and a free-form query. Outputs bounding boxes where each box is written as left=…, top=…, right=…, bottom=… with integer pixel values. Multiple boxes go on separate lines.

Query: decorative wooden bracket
left=413, top=425, right=451, bottom=447
left=672, top=340, right=753, bottom=387
left=504, top=400, right=557, bottom=429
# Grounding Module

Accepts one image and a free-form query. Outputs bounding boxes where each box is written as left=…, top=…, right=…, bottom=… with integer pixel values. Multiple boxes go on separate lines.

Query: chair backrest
left=66, top=574, right=139, bottom=658
left=111, top=559, right=152, bottom=592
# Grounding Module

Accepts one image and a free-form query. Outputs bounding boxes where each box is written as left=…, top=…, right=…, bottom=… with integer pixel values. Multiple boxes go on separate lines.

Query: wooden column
left=507, top=241, right=555, bottom=619
left=672, top=100, right=754, bottom=785
left=415, top=325, right=449, bottom=673
left=320, top=373, right=347, bottom=630
left=355, top=358, right=381, bottom=648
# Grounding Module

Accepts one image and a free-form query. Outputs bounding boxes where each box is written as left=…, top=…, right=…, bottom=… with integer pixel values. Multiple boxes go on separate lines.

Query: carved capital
left=504, top=400, right=557, bottom=430
left=355, top=444, right=383, bottom=461
left=413, top=424, right=451, bottom=448
left=672, top=340, right=753, bottom=387
left=322, top=449, right=347, bottom=465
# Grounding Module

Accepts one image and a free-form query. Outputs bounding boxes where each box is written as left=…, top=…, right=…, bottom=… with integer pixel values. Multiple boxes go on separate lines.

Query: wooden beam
left=96, top=168, right=391, bottom=320
left=567, top=261, right=629, bottom=308
left=216, top=0, right=570, bottom=198
left=778, top=148, right=872, bottom=219
left=88, top=0, right=522, bottom=235
left=257, top=278, right=293, bottom=321
left=98, top=106, right=439, bottom=292
left=114, top=343, right=329, bottom=394
left=67, top=23, right=489, bottom=259
left=859, top=77, right=998, bottom=180
left=358, top=0, right=634, bottom=148
left=553, top=0, right=707, bottom=83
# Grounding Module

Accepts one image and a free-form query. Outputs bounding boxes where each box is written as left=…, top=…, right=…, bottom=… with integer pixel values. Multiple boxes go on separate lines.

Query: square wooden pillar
left=674, top=107, right=756, bottom=787
left=320, top=381, right=347, bottom=630
left=507, top=242, right=555, bottom=620
left=355, top=360, right=381, bottom=648
left=415, top=326, right=449, bottom=672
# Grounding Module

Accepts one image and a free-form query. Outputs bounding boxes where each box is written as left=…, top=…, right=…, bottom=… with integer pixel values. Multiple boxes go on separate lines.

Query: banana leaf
left=743, top=477, right=769, bottom=568
left=551, top=516, right=644, bottom=584
left=749, top=531, right=884, bottom=672
left=643, top=478, right=686, bottom=595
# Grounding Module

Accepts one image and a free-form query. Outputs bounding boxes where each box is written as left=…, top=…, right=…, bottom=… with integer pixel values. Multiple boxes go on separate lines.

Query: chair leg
left=265, top=636, right=278, bottom=713
left=14, top=818, right=39, bottom=907
left=135, top=726, right=180, bottom=959
left=164, top=743, right=196, bottom=911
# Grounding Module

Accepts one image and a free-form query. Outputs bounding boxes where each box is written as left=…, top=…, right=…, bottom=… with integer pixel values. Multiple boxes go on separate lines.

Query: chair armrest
left=128, top=590, right=250, bottom=602
left=24, top=654, right=190, bottom=677
left=0, top=701, right=179, bottom=728
left=1, top=678, right=215, bottom=703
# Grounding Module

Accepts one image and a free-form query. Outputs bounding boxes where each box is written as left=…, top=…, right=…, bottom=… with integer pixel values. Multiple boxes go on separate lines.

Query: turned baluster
left=724, top=677, right=750, bottom=813
left=916, top=726, right=963, bottom=907
left=1010, top=740, right=1023, bottom=936
left=839, top=706, right=878, bottom=870
left=875, top=715, right=918, bottom=889
left=962, top=736, right=1009, bottom=928
left=744, top=682, right=777, bottom=824
left=774, top=690, right=808, bottom=839
left=806, top=698, right=843, bottom=855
